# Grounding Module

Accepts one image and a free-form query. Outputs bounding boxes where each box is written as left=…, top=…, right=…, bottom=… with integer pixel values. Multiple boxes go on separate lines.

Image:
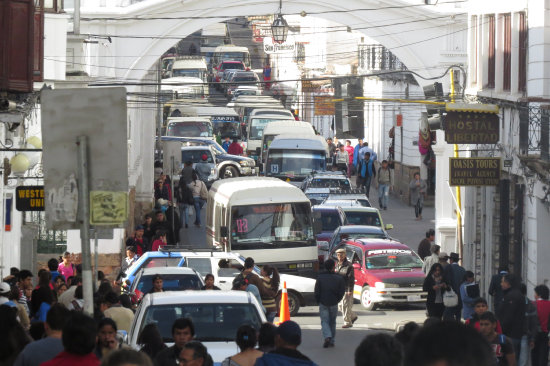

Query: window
left=184, top=258, right=212, bottom=276
left=518, top=12, right=527, bottom=92
left=487, top=15, right=496, bottom=89
left=471, top=15, right=478, bottom=84
left=503, top=13, right=511, bottom=91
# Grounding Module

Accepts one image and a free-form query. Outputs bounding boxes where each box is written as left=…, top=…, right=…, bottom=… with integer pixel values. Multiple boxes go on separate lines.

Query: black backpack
left=177, top=180, right=195, bottom=205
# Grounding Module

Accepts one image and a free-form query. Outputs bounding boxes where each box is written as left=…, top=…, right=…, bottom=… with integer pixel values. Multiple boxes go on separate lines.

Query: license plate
left=288, top=264, right=297, bottom=269
left=407, top=295, right=421, bottom=301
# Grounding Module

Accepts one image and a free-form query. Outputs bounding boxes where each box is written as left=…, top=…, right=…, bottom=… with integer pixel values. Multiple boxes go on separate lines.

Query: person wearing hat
left=195, top=154, right=212, bottom=185
left=422, top=244, right=441, bottom=274
left=254, top=321, right=316, bottom=366
left=335, top=247, right=358, bottom=328
left=334, top=144, right=349, bottom=174
left=443, top=252, right=466, bottom=321
left=0, top=282, right=17, bottom=307
left=125, top=225, right=149, bottom=256
left=438, top=252, right=450, bottom=268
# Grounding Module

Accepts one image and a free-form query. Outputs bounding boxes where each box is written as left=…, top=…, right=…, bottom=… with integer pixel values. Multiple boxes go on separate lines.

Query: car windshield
left=232, top=76, right=257, bottom=83
left=309, top=178, right=351, bottom=189
left=140, top=303, right=262, bottom=343
left=135, top=274, right=202, bottom=294
left=317, top=211, right=341, bottom=232
left=222, top=53, right=248, bottom=63
left=222, top=62, right=245, bottom=70
left=344, top=211, right=381, bottom=227
left=365, top=249, right=423, bottom=269
left=212, top=121, right=241, bottom=139
left=231, top=203, right=315, bottom=249
left=336, top=232, right=387, bottom=242
left=181, top=150, right=214, bottom=163
left=266, top=150, right=325, bottom=178
left=249, top=118, right=290, bottom=140
left=167, top=122, right=213, bottom=138
left=172, top=69, right=204, bottom=79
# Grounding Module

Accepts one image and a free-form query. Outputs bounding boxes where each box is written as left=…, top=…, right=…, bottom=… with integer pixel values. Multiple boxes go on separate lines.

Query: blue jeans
left=378, top=184, right=389, bottom=208
left=193, top=197, right=205, bottom=225
left=179, top=204, right=189, bottom=226
left=519, top=335, right=529, bottom=366
left=319, top=304, right=338, bottom=343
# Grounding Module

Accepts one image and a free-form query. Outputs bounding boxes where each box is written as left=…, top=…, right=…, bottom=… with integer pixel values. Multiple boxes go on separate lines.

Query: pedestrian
left=479, top=311, right=517, bottom=366
left=442, top=252, right=466, bottom=321
left=9, top=285, right=30, bottom=331
left=154, top=318, right=195, bottom=366
left=57, top=252, right=75, bottom=283
left=126, top=226, right=149, bottom=256
left=344, top=140, right=354, bottom=178
left=154, top=177, right=171, bottom=202
left=143, top=213, right=155, bottom=244
left=178, top=341, right=214, bottom=366
left=263, top=61, right=272, bottom=90
left=67, top=285, right=84, bottom=311
left=103, top=292, right=134, bottom=334
left=149, top=275, right=164, bottom=294
left=465, top=297, right=503, bottom=333
left=532, top=284, right=550, bottom=366
left=58, top=275, right=81, bottom=308
left=334, top=248, right=358, bottom=328
left=151, top=230, right=168, bottom=251
left=334, top=144, right=349, bottom=174
left=95, top=318, right=127, bottom=360
left=31, top=270, right=55, bottom=320
left=489, top=266, right=509, bottom=312
left=254, top=321, right=317, bottom=366
left=232, top=270, right=264, bottom=314
left=377, top=160, right=392, bottom=210
left=326, top=138, right=336, bottom=162
left=56, top=283, right=68, bottom=299
left=358, top=142, right=377, bottom=162
left=137, top=323, right=166, bottom=361
left=423, top=263, right=447, bottom=319
left=496, top=273, right=525, bottom=360
left=354, top=333, right=403, bottom=366
left=188, top=172, right=208, bottom=227
left=260, top=265, right=280, bottom=323
left=40, top=312, right=100, bottom=366
left=257, top=323, right=277, bottom=353
left=151, top=210, right=173, bottom=245
left=16, top=270, right=33, bottom=316
left=158, top=200, right=181, bottom=244
left=121, top=247, right=138, bottom=273
left=357, top=152, right=376, bottom=197
left=228, top=138, right=243, bottom=156
left=200, top=274, right=221, bottom=291
left=438, top=252, right=449, bottom=268
left=418, top=229, right=435, bottom=261
left=47, top=258, right=61, bottom=284
left=222, top=325, right=263, bottom=366
left=460, top=271, right=479, bottom=321
left=195, top=154, right=212, bottom=185
left=181, top=161, right=195, bottom=186
left=222, top=137, right=231, bottom=152
left=0, top=282, right=16, bottom=307
left=422, top=244, right=440, bottom=274
left=519, top=283, right=538, bottom=366
left=101, top=349, right=153, bottom=366
left=352, top=138, right=364, bottom=172
left=14, top=304, right=70, bottom=366
left=177, top=174, right=195, bottom=229
left=314, top=258, right=345, bottom=348
left=409, top=172, right=427, bottom=220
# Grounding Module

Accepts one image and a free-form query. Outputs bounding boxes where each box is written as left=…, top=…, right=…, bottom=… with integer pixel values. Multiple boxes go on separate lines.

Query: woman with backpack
left=177, top=176, right=195, bottom=229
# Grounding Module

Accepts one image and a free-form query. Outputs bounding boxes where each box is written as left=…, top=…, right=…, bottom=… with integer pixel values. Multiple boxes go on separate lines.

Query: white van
left=206, top=177, right=318, bottom=277
left=166, top=117, right=214, bottom=140
left=170, top=56, right=208, bottom=82
left=247, top=114, right=294, bottom=163
left=212, top=45, right=251, bottom=69
left=161, top=76, right=208, bottom=99
left=260, top=121, right=316, bottom=165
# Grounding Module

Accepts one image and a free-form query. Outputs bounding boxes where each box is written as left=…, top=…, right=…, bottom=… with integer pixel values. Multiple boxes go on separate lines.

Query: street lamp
left=271, top=0, right=289, bottom=44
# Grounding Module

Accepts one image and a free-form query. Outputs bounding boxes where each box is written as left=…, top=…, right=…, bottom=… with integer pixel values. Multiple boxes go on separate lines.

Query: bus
left=194, top=106, right=242, bottom=141
left=212, top=45, right=251, bottom=70
left=206, top=177, right=318, bottom=277
left=166, top=117, right=214, bottom=140
left=260, top=121, right=316, bottom=165
left=247, top=114, right=294, bottom=164
left=265, top=134, right=329, bottom=184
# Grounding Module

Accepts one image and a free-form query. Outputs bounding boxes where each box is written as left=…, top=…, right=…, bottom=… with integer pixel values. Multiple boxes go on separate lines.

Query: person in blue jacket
left=352, top=138, right=364, bottom=171
left=254, top=321, right=317, bottom=366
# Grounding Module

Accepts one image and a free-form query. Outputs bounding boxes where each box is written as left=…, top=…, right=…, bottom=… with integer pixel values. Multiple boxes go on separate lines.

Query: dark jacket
left=314, top=271, right=346, bottom=307
left=488, top=271, right=508, bottom=309
left=335, top=259, right=354, bottom=293
left=126, top=236, right=151, bottom=254
left=417, top=239, right=431, bottom=260
left=176, top=180, right=195, bottom=205
left=497, top=287, right=526, bottom=339
left=254, top=348, right=317, bottom=366
left=180, top=167, right=194, bottom=185
left=154, top=345, right=181, bottom=366
left=423, top=274, right=444, bottom=305
left=443, top=263, right=466, bottom=301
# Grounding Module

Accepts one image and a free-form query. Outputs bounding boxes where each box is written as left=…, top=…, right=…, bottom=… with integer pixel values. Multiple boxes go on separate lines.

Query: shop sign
left=314, top=96, right=335, bottom=116
left=15, top=185, right=44, bottom=211
left=449, top=157, right=501, bottom=186
left=444, top=111, right=499, bottom=144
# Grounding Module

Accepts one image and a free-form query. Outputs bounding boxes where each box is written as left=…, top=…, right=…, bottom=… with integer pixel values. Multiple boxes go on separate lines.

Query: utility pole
left=156, top=60, right=162, bottom=160
left=450, top=70, right=463, bottom=261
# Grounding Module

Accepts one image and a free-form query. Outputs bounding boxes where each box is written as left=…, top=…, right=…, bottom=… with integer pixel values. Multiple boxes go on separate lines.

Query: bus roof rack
left=328, top=188, right=367, bottom=194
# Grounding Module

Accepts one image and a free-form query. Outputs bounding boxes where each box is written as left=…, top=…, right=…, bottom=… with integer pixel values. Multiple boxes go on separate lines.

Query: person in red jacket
left=465, top=297, right=503, bottom=333
left=227, top=138, right=243, bottom=156
left=41, top=312, right=100, bottom=366
left=532, top=284, right=550, bottom=366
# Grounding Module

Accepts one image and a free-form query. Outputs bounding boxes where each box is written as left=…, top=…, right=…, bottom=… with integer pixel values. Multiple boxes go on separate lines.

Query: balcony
left=519, top=103, right=550, bottom=173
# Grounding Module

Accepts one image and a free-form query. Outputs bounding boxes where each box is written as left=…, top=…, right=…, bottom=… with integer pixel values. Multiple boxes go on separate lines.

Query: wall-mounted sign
left=15, top=185, right=45, bottom=211
left=314, top=96, right=335, bottom=116
left=90, top=191, right=128, bottom=225
left=263, top=36, right=295, bottom=54
left=444, top=111, right=499, bottom=144
left=449, top=157, right=501, bottom=186
left=252, top=23, right=272, bottom=42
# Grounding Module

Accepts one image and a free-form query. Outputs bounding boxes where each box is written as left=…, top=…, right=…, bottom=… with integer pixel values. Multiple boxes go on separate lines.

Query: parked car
left=323, top=200, right=393, bottom=232
left=318, top=225, right=395, bottom=263
left=301, top=171, right=352, bottom=205
left=128, top=291, right=266, bottom=363
left=328, top=239, right=426, bottom=310
left=129, top=267, right=204, bottom=295
left=122, top=251, right=186, bottom=284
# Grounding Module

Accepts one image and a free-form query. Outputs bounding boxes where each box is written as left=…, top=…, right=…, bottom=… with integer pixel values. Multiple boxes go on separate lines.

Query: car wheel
left=361, top=286, right=377, bottom=311
left=287, top=291, right=300, bottom=317
left=222, top=166, right=239, bottom=179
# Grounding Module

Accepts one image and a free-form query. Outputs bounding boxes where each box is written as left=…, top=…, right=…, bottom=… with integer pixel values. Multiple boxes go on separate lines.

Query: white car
left=128, top=291, right=266, bottom=363
left=176, top=250, right=317, bottom=316
left=129, top=267, right=204, bottom=295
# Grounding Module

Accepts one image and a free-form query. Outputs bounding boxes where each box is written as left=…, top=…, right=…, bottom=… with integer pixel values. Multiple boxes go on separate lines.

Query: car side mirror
left=220, top=226, right=229, bottom=238
left=317, top=241, right=329, bottom=251
left=385, top=224, right=394, bottom=230
left=117, top=330, right=128, bottom=344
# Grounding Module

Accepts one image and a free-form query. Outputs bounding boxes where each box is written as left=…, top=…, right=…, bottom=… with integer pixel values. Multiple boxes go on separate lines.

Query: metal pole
left=94, top=228, right=99, bottom=292
left=170, top=156, right=175, bottom=245
left=73, top=0, right=80, bottom=35
left=450, top=70, right=463, bottom=260
left=156, top=60, right=162, bottom=161
left=77, top=136, right=93, bottom=316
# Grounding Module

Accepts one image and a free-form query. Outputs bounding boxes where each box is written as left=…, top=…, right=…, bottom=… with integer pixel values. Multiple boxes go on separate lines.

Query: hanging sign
left=449, top=157, right=501, bottom=186
left=15, top=185, right=45, bottom=211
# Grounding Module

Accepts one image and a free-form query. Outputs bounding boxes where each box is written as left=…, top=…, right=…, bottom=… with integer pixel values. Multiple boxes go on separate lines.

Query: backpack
left=177, top=181, right=195, bottom=205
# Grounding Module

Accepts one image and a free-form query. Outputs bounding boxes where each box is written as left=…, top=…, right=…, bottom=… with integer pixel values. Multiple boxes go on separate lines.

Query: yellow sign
left=16, top=186, right=44, bottom=211
left=314, top=96, right=335, bottom=116
left=90, top=191, right=128, bottom=225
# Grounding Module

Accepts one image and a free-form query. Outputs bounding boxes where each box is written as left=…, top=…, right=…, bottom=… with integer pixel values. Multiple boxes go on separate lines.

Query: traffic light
left=423, top=82, right=445, bottom=130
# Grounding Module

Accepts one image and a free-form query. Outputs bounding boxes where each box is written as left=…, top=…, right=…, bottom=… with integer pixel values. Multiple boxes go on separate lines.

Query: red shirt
left=151, top=239, right=166, bottom=251
left=344, top=146, right=354, bottom=163
left=227, top=142, right=243, bottom=155
left=40, top=351, right=100, bottom=366
left=536, top=299, right=550, bottom=332
left=466, top=318, right=503, bottom=334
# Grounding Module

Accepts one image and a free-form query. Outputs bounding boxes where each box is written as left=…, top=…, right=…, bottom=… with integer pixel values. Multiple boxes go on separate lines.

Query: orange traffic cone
left=277, top=281, right=291, bottom=325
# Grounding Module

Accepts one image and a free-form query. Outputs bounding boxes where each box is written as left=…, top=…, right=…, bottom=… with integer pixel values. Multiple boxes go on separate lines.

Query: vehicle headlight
left=239, top=160, right=251, bottom=166
left=375, top=282, right=398, bottom=289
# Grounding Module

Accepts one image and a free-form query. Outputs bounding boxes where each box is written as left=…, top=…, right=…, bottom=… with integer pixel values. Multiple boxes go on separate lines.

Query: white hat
left=0, top=282, right=11, bottom=295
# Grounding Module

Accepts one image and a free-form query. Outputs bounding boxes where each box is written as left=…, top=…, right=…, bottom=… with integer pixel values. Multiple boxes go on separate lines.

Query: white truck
left=170, top=56, right=208, bottom=83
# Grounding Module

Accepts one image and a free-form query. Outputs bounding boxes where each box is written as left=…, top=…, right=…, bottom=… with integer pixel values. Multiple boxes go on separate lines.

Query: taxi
left=329, top=239, right=426, bottom=310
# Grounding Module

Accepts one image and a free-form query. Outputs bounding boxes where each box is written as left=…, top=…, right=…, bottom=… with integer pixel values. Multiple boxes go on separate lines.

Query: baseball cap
left=335, top=248, right=346, bottom=254
left=439, top=252, right=449, bottom=259
left=277, top=320, right=302, bottom=346
left=0, top=282, right=10, bottom=295
left=201, top=154, right=208, bottom=161
left=135, top=225, right=144, bottom=231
